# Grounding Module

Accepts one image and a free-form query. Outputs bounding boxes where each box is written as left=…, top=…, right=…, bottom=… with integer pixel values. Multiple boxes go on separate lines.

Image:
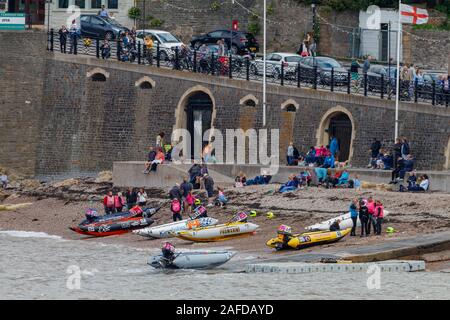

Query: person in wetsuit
left=161, top=242, right=176, bottom=266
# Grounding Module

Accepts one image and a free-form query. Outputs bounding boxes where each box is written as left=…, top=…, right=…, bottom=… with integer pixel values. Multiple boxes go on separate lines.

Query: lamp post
left=262, top=0, right=267, bottom=127
left=46, top=0, right=52, bottom=33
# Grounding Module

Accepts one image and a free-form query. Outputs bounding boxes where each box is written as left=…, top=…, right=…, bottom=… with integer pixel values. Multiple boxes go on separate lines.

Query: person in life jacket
left=114, top=192, right=125, bottom=213
left=161, top=242, right=176, bottom=265
left=366, top=196, right=376, bottom=236
left=171, top=198, right=183, bottom=222
left=374, top=200, right=384, bottom=235
left=103, top=191, right=116, bottom=214
left=193, top=199, right=208, bottom=218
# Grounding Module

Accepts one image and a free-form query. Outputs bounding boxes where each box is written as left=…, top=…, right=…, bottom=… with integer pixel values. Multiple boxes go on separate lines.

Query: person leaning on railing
left=144, top=35, right=154, bottom=65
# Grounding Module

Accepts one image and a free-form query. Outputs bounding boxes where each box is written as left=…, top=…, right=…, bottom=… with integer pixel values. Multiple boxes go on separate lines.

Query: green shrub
left=128, top=7, right=141, bottom=20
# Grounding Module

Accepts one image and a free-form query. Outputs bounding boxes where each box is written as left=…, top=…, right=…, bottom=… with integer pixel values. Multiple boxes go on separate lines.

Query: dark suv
left=80, top=15, right=129, bottom=40
left=190, top=29, right=259, bottom=55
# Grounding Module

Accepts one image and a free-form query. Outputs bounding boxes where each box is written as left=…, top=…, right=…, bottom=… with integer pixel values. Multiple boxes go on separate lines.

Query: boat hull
left=175, top=222, right=259, bottom=242
left=148, top=251, right=236, bottom=269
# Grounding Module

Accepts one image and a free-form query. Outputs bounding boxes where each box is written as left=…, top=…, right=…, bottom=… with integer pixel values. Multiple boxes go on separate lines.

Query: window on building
left=108, top=0, right=118, bottom=9
left=91, top=0, right=102, bottom=9
left=75, top=0, right=86, bottom=9
left=59, top=0, right=69, bottom=9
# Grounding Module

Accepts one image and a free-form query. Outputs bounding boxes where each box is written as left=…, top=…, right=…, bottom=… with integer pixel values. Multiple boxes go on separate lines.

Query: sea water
left=0, top=232, right=449, bottom=300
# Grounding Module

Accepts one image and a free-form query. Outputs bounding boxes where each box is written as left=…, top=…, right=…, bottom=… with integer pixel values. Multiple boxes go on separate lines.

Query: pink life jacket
left=171, top=199, right=181, bottom=213
left=114, top=195, right=123, bottom=208
left=374, top=205, right=384, bottom=218
left=106, top=196, right=115, bottom=208
left=367, top=201, right=375, bottom=215
left=185, top=193, right=194, bottom=206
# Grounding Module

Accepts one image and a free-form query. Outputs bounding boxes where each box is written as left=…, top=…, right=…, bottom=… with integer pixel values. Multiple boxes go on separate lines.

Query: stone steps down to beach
left=245, top=260, right=426, bottom=273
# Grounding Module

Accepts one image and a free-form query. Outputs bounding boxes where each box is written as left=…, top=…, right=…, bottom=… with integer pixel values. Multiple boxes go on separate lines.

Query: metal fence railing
left=47, top=30, right=450, bottom=108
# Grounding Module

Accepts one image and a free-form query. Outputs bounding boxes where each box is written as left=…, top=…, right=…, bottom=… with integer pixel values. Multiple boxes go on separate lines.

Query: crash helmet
left=195, top=198, right=202, bottom=206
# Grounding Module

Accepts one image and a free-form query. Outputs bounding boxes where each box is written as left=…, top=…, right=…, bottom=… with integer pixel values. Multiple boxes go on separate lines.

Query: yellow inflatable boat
left=266, top=225, right=351, bottom=250
left=174, top=221, right=259, bottom=242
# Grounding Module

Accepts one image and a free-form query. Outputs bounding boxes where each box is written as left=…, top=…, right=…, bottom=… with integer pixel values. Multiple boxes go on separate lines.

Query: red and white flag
left=400, top=4, right=429, bottom=25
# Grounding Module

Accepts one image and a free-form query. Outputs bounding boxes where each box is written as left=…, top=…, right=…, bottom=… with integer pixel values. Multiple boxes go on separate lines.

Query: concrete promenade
left=113, top=162, right=450, bottom=192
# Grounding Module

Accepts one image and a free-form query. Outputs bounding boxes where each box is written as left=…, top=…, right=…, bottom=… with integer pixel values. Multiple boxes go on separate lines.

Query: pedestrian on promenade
left=69, top=20, right=80, bottom=54
left=100, top=40, right=111, bottom=59
left=98, top=5, right=109, bottom=18
left=144, top=35, right=154, bottom=65
left=58, top=25, right=68, bottom=53
left=362, top=55, right=371, bottom=74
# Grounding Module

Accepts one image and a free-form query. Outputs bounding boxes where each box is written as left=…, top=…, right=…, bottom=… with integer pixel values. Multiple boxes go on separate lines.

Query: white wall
left=359, top=8, right=402, bottom=61
left=46, top=0, right=134, bottom=30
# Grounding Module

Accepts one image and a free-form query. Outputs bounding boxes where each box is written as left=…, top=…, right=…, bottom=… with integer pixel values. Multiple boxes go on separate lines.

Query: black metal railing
left=47, top=30, right=450, bottom=108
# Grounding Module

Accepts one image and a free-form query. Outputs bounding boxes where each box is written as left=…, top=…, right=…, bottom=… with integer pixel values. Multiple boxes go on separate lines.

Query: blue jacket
left=337, top=171, right=349, bottom=185
left=350, top=203, right=358, bottom=218
left=323, top=155, right=335, bottom=168
left=403, top=159, right=414, bottom=171
left=330, top=138, right=339, bottom=155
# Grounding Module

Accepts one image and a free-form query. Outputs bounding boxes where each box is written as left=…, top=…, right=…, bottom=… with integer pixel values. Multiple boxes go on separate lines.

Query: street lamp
left=46, top=0, right=52, bottom=33
left=262, top=0, right=266, bottom=127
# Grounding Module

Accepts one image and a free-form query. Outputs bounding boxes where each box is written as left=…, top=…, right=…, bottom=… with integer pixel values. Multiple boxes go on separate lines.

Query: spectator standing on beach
left=137, top=188, right=148, bottom=206
left=0, top=173, right=8, bottom=189
left=58, top=25, right=68, bottom=53
left=374, top=200, right=384, bottom=235
left=169, top=184, right=183, bottom=202
left=350, top=199, right=358, bottom=236
left=103, top=191, right=116, bottom=214
left=114, top=192, right=125, bottom=213
left=125, top=187, right=138, bottom=208
left=203, top=173, right=215, bottom=207
left=366, top=196, right=376, bottom=236
left=359, top=200, right=369, bottom=237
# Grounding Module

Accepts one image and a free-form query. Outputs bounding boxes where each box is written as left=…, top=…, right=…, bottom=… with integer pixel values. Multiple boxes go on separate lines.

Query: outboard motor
left=276, top=225, right=292, bottom=251
left=85, top=209, right=99, bottom=222
left=143, top=207, right=160, bottom=218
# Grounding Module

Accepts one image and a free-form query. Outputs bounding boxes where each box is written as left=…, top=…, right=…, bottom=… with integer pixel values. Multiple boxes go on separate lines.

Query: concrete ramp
left=113, top=161, right=234, bottom=188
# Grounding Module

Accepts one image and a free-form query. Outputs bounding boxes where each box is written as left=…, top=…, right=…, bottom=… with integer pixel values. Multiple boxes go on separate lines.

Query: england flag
left=400, top=4, right=429, bottom=25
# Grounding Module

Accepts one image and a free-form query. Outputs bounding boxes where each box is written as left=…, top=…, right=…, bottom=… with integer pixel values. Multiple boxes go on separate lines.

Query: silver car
left=250, top=52, right=302, bottom=79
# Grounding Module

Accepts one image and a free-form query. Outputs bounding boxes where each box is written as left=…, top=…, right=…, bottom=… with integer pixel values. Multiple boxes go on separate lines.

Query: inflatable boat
left=306, top=210, right=390, bottom=231
left=175, top=222, right=259, bottom=242
left=266, top=225, right=351, bottom=250
left=133, top=217, right=219, bottom=239
left=70, top=206, right=158, bottom=237
left=148, top=251, right=236, bottom=269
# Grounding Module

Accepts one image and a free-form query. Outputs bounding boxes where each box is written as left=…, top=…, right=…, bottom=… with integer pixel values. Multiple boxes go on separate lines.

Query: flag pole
left=262, top=0, right=267, bottom=127
left=394, top=0, right=402, bottom=141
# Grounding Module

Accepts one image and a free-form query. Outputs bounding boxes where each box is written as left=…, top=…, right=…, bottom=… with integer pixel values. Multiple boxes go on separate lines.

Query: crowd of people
left=349, top=197, right=385, bottom=237
left=102, top=187, right=148, bottom=214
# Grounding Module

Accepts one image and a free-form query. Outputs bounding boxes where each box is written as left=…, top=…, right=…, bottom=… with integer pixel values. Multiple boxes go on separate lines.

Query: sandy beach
left=1, top=179, right=450, bottom=263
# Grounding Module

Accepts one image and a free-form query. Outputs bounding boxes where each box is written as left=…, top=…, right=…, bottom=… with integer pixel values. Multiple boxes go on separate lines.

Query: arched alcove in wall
left=316, top=106, right=355, bottom=162
left=174, top=86, right=216, bottom=159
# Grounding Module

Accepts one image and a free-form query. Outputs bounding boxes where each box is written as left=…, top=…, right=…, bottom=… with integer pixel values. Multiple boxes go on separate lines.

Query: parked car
left=80, top=15, right=129, bottom=40
left=366, top=64, right=395, bottom=92
left=250, top=52, right=302, bottom=79
left=190, top=29, right=259, bottom=55
left=299, top=56, right=348, bottom=85
left=135, top=29, right=185, bottom=61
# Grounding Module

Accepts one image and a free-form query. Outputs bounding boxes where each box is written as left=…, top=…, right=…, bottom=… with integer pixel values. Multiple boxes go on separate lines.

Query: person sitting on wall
left=143, top=146, right=157, bottom=174
left=305, top=146, right=317, bottom=166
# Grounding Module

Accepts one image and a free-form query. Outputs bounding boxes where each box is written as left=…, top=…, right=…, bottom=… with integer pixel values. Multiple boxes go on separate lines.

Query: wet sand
left=1, top=184, right=450, bottom=263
